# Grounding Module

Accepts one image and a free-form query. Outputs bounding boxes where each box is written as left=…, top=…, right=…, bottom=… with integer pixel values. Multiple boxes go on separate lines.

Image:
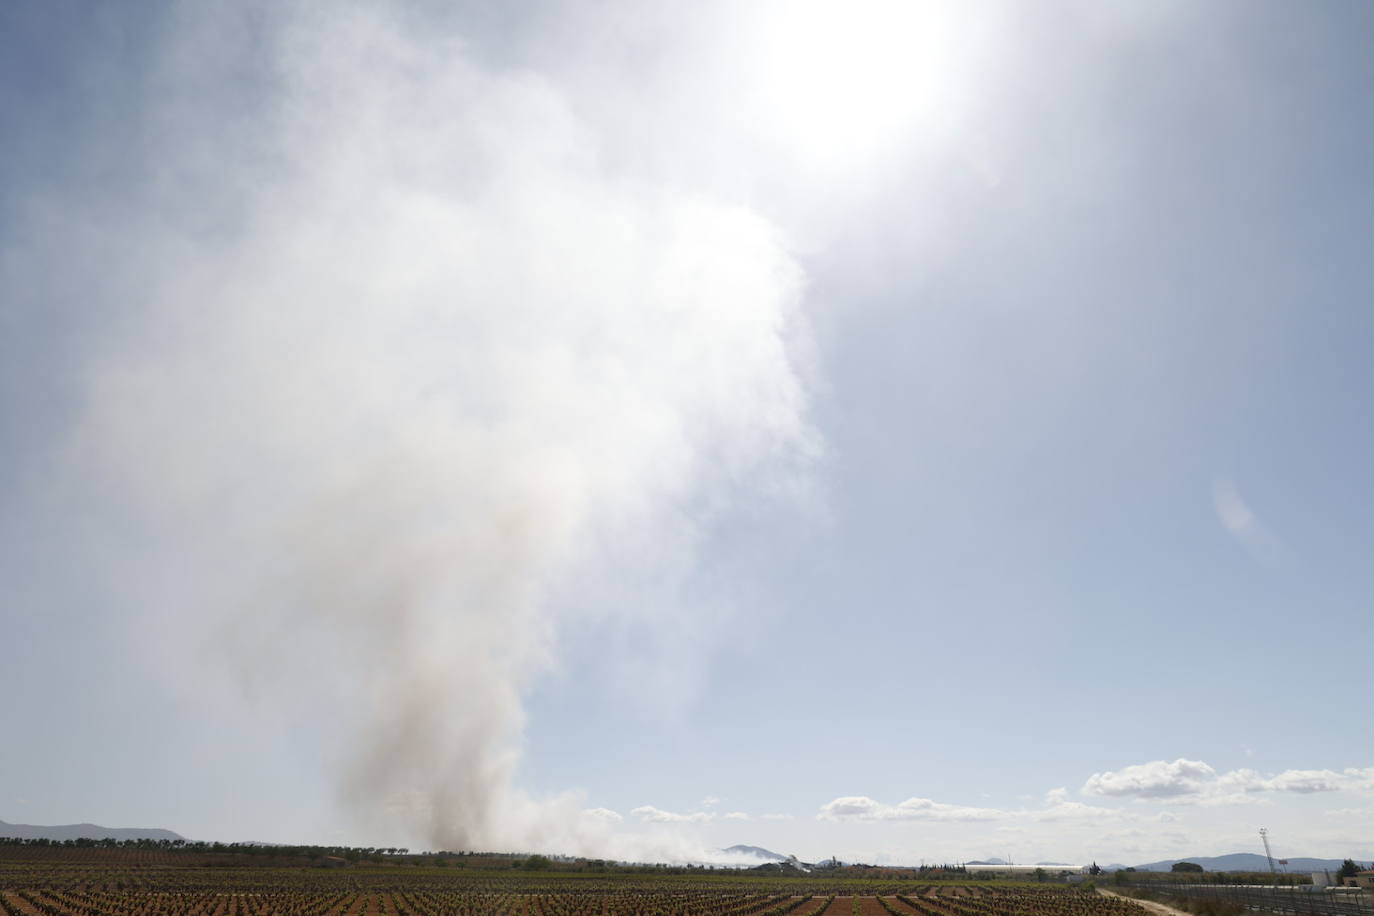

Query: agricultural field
left=0, top=849, right=1151, bottom=916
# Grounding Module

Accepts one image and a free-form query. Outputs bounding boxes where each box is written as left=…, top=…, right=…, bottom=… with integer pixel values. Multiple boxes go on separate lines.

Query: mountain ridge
left=0, top=819, right=184, bottom=842
left=1131, top=853, right=1356, bottom=873
left=723, top=844, right=789, bottom=862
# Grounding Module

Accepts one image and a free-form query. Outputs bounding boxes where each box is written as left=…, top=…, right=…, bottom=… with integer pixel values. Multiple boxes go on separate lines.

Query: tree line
left=0, top=837, right=411, bottom=857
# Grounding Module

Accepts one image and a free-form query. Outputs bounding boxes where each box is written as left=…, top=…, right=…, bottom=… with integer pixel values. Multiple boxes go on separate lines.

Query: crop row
left=0, top=868, right=1047, bottom=899
left=895, top=889, right=1148, bottom=916
left=1, top=889, right=1150, bottom=916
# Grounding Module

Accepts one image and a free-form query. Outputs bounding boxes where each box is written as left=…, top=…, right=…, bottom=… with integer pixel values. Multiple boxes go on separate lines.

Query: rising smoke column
left=43, top=4, right=814, bottom=851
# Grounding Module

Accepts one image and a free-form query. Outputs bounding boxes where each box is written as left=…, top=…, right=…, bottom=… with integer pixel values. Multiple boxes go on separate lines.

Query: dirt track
left=1099, top=887, right=1193, bottom=916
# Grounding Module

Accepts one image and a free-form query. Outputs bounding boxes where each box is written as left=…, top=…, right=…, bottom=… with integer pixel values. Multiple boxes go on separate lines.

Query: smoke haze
left=32, top=4, right=814, bottom=856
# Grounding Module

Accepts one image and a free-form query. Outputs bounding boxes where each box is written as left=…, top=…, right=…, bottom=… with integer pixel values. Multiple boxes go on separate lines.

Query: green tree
left=1089, top=862, right=1103, bottom=876
left=1172, top=862, right=1203, bottom=873
left=1336, top=860, right=1361, bottom=881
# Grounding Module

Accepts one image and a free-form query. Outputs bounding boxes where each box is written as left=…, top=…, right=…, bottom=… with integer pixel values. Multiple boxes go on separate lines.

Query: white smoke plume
left=36, top=4, right=814, bottom=855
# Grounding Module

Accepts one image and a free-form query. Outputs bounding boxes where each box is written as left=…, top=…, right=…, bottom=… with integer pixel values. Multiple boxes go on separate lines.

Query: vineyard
left=0, top=852, right=1151, bottom=916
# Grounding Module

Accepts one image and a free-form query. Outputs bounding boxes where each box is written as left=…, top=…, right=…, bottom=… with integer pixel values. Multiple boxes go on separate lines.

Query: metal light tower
left=1260, top=828, right=1276, bottom=877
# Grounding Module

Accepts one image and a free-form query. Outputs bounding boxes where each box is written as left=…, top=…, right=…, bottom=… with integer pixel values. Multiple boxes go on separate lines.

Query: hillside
left=723, top=845, right=789, bottom=862
left=1133, top=853, right=1352, bottom=873
left=0, top=819, right=184, bottom=843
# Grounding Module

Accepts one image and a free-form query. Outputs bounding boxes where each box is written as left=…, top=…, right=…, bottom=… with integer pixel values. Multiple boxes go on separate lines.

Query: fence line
left=1118, top=882, right=1373, bottom=916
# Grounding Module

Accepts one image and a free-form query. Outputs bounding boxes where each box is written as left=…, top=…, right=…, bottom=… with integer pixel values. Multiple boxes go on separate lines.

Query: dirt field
left=819, top=896, right=902, bottom=916
left=1098, top=888, right=1193, bottom=916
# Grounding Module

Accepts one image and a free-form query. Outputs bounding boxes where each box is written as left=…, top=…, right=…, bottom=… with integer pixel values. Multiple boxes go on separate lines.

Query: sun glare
left=741, top=0, right=973, bottom=172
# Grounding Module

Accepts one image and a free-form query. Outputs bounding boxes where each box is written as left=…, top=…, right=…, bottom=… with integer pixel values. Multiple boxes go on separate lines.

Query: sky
left=2, top=0, right=1373, bottom=868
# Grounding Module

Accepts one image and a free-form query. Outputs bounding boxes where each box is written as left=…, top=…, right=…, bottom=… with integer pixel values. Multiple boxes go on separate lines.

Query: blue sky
left=3, top=1, right=1372, bottom=867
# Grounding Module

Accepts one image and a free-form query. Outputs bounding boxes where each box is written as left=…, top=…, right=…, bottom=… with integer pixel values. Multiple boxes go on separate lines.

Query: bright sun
left=738, top=0, right=982, bottom=172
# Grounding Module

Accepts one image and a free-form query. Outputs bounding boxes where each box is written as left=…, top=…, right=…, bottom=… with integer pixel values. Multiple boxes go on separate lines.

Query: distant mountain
left=1132, top=853, right=1352, bottom=873
left=1037, top=862, right=1074, bottom=867
left=0, top=819, right=184, bottom=842
left=723, top=844, right=788, bottom=862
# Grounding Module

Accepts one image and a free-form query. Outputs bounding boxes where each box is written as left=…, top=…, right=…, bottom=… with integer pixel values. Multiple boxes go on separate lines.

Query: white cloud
left=1185, top=791, right=1267, bottom=808
left=1212, top=479, right=1285, bottom=566
left=1085, top=760, right=1374, bottom=804
left=1034, top=799, right=1124, bottom=822
left=1233, top=767, right=1374, bottom=795
left=1083, top=759, right=1218, bottom=798
left=1266, top=769, right=1361, bottom=794
left=1022, top=787, right=1127, bottom=823
left=818, top=796, right=1006, bottom=823
left=631, top=805, right=716, bottom=824
left=814, top=763, right=1374, bottom=860
left=700, top=796, right=721, bottom=808
left=1213, top=480, right=1256, bottom=536
left=761, top=813, right=794, bottom=821
left=818, top=788, right=1141, bottom=829
left=581, top=808, right=623, bottom=824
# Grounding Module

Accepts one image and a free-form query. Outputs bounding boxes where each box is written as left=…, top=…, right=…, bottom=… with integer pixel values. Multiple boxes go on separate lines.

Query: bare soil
left=819, top=897, right=897, bottom=916
left=1099, top=887, right=1194, bottom=916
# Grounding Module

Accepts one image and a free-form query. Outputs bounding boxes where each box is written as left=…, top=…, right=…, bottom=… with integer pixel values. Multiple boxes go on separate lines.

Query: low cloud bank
left=819, top=759, right=1374, bottom=830
left=1083, top=759, right=1374, bottom=804
left=819, top=796, right=1005, bottom=823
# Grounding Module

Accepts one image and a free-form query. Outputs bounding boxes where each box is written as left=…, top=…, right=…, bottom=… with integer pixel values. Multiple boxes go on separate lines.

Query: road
left=1099, top=886, right=1194, bottom=916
